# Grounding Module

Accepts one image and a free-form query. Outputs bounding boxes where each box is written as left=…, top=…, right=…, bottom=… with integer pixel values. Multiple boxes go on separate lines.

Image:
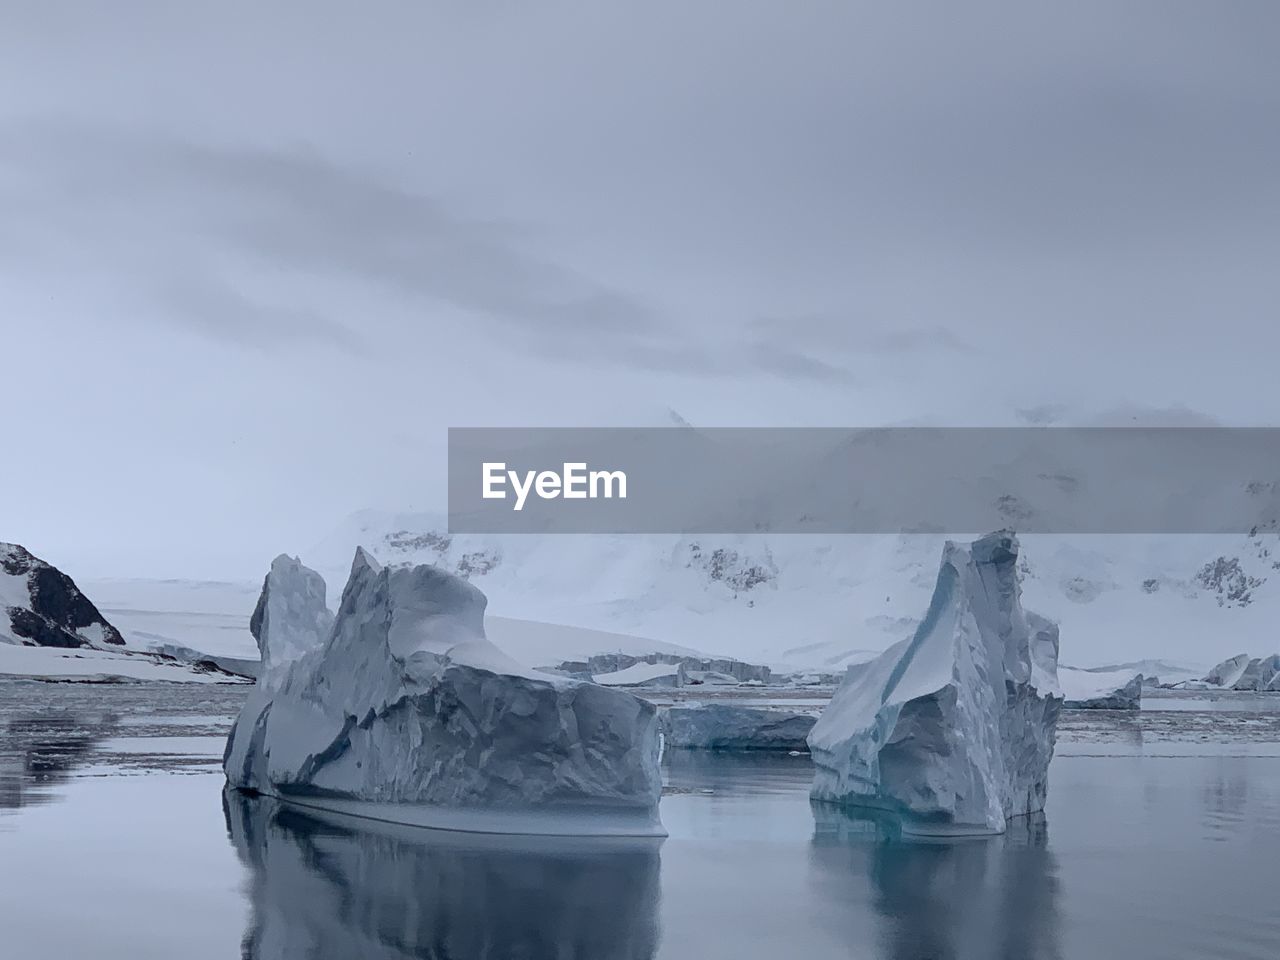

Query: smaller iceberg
left=224, top=550, right=663, bottom=836
left=1226, top=654, right=1280, bottom=691
left=1058, top=668, right=1143, bottom=709
left=662, top=704, right=816, bottom=751
left=1203, top=653, right=1253, bottom=688
left=807, top=531, right=1062, bottom=836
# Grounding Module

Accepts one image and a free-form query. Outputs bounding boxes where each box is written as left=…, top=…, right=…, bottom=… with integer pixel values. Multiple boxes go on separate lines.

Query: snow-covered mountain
left=2, top=542, right=125, bottom=648
left=55, top=523, right=1279, bottom=677
left=41, top=405, right=1280, bottom=677
left=1, top=542, right=248, bottom=683
left=297, top=510, right=1280, bottom=673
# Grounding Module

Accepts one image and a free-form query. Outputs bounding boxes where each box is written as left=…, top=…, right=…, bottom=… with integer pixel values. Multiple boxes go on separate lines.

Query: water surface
left=2, top=680, right=1279, bottom=959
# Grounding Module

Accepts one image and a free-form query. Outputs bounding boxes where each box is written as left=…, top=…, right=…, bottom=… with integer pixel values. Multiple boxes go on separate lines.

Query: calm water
left=2, top=681, right=1280, bottom=959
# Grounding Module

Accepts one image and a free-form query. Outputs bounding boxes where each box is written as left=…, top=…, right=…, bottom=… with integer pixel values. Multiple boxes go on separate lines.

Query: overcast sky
left=3, top=2, right=1279, bottom=578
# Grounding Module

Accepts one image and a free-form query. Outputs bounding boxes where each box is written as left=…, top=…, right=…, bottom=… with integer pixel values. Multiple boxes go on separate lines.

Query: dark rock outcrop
left=1, top=543, right=124, bottom=648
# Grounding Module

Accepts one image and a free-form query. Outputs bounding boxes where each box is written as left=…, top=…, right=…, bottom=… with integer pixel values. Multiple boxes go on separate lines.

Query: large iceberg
left=1058, top=667, right=1143, bottom=709
left=663, top=703, right=817, bottom=751
left=807, top=531, right=1062, bottom=836
left=224, top=550, right=664, bottom=836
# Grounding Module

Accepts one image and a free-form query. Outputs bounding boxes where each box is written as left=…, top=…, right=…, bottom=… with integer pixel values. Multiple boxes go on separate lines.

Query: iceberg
left=1267, top=658, right=1280, bottom=692
left=1058, top=667, right=1143, bottom=709
left=662, top=704, right=817, bottom=751
left=1228, top=654, right=1280, bottom=691
left=1203, top=653, right=1252, bottom=688
left=807, top=531, right=1062, bottom=836
left=224, top=550, right=664, bottom=837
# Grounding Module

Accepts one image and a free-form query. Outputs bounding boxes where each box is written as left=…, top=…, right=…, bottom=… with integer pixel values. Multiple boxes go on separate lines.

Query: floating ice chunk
left=807, top=531, right=1062, bottom=836
left=663, top=703, right=816, bottom=751
left=1058, top=667, right=1143, bottom=709
left=224, top=550, right=663, bottom=836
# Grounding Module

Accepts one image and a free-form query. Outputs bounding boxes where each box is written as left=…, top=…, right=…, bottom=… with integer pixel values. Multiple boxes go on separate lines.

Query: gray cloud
left=744, top=343, right=858, bottom=385
left=747, top=316, right=972, bottom=373
left=0, top=123, right=671, bottom=354
left=3, top=2, right=1280, bottom=576
left=1, top=122, right=864, bottom=384
left=158, top=277, right=367, bottom=353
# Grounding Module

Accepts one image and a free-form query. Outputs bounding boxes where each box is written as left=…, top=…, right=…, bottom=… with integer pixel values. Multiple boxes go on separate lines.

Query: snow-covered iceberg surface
left=224, top=550, right=664, bottom=837
left=807, top=531, right=1063, bottom=836
left=663, top=704, right=816, bottom=751
left=593, top=661, right=680, bottom=687
left=1058, top=667, right=1143, bottom=709
left=224, top=789, right=660, bottom=960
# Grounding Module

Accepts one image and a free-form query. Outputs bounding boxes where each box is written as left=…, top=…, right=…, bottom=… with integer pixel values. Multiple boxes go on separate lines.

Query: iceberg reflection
left=809, top=805, right=1063, bottom=960
left=223, top=789, right=663, bottom=960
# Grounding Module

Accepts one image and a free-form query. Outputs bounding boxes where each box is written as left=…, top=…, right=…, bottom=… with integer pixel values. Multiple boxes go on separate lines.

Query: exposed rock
left=680, top=669, right=740, bottom=686
left=0, top=543, right=124, bottom=648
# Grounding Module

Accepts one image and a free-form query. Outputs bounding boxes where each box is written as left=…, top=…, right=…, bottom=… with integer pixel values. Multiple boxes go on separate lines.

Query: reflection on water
left=3, top=682, right=1280, bottom=960
left=0, top=706, right=118, bottom=812
left=810, top=807, right=1062, bottom=960
left=223, top=789, right=662, bottom=960
left=664, top=744, right=815, bottom=795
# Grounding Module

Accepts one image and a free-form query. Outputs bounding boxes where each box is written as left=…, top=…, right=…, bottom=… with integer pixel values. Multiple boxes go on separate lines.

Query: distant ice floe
left=1058, top=667, right=1143, bottom=709
left=662, top=703, right=816, bottom=751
